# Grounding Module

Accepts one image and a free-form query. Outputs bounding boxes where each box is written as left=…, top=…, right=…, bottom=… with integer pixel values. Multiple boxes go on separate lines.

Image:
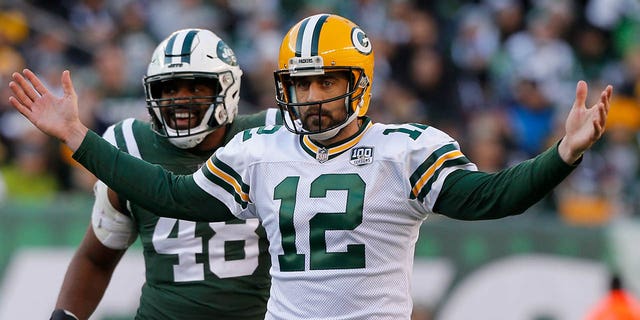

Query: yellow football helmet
left=274, top=14, right=374, bottom=140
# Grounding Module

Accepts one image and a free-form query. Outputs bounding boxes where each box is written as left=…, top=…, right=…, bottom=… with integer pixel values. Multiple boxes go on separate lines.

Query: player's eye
left=294, top=79, right=310, bottom=90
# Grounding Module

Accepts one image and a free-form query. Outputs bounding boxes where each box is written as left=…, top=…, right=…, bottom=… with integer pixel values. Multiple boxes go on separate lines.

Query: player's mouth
left=303, top=111, right=333, bottom=131
left=169, top=109, right=202, bottom=129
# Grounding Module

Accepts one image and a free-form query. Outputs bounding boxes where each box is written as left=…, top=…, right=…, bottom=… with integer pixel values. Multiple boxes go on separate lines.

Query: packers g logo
left=351, top=27, right=372, bottom=55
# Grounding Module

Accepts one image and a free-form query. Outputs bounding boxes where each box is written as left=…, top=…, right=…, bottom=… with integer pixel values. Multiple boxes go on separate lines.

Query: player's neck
left=194, top=125, right=228, bottom=151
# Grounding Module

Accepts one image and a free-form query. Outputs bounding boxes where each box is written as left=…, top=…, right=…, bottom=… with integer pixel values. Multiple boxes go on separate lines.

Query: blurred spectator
left=504, top=75, right=557, bottom=161
left=373, top=80, right=428, bottom=125
left=85, top=42, right=146, bottom=133
left=586, top=0, right=640, bottom=58
left=0, top=8, right=28, bottom=80
left=22, top=28, right=73, bottom=80
left=147, top=0, right=219, bottom=41
left=67, top=0, right=117, bottom=47
left=450, top=3, right=500, bottom=112
left=464, top=110, right=509, bottom=172
left=112, top=0, right=157, bottom=88
left=485, top=0, right=524, bottom=41
left=494, top=5, right=579, bottom=108
left=0, top=117, right=59, bottom=202
left=408, top=46, right=464, bottom=132
left=572, top=23, right=616, bottom=84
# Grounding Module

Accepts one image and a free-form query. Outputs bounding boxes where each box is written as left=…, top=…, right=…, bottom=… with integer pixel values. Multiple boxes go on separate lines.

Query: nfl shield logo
left=350, top=147, right=374, bottom=166
left=316, top=147, right=329, bottom=163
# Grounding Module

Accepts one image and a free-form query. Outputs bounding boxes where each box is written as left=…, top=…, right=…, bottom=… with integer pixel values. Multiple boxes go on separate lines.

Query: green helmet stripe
left=164, top=33, right=178, bottom=64
left=310, top=14, right=328, bottom=56
left=180, top=30, right=198, bottom=63
left=296, top=14, right=329, bottom=57
left=295, top=18, right=309, bottom=57
left=163, top=29, right=199, bottom=64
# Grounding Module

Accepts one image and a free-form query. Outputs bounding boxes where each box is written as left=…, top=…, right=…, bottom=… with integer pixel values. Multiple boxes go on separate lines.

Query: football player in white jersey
left=10, top=13, right=612, bottom=320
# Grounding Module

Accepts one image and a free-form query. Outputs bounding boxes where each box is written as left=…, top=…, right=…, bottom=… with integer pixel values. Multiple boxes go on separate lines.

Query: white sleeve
left=406, top=125, right=478, bottom=211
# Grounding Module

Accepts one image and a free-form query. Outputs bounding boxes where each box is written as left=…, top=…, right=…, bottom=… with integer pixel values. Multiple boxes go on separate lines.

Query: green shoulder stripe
left=409, top=144, right=470, bottom=201
left=201, top=155, right=250, bottom=208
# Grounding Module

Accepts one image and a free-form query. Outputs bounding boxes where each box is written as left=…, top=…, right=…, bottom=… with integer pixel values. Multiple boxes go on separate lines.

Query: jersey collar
left=300, top=117, right=373, bottom=163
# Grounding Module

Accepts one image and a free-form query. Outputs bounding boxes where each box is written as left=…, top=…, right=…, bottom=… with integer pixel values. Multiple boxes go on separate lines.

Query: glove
left=50, top=309, right=79, bottom=320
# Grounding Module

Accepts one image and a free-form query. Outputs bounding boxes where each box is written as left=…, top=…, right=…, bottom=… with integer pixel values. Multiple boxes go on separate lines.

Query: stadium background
left=1, top=0, right=640, bottom=319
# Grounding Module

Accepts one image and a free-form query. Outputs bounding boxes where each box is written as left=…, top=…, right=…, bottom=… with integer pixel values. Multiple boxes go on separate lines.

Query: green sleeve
left=433, top=142, right=578, bottom=220
left=73, top=131, right=236, bottom=222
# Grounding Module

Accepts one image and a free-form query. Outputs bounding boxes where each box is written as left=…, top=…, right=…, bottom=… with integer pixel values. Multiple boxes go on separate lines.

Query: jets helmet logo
left=217, top=40, right=238, bottom=66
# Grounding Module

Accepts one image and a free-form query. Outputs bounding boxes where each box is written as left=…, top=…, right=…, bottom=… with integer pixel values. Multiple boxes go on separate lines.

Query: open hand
left=8, top=69, right=88, bottom=151
left=558, top=81, right=613, bottom=164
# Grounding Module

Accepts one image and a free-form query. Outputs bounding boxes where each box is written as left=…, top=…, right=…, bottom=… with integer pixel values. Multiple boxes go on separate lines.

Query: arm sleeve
left=433, top=141, right=578, bottom=220
left=73, top=131, right=236, bottom=222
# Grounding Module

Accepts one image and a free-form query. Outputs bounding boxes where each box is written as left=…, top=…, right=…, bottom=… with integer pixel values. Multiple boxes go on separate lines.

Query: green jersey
left=101, top=109, right=281, bottom=320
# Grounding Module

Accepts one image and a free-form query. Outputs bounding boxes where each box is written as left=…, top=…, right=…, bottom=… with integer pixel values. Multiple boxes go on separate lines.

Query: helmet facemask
left=274, top=62, right=369, bottom=140
left=144, top=72, right=235, bottom=148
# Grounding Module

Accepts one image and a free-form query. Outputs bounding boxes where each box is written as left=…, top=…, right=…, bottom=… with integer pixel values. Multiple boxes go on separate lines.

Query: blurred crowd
left=0, top=0, right=639, bottom=225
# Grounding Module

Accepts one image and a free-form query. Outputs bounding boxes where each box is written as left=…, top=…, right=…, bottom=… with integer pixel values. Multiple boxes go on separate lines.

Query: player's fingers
left=599, top=91, right=609, bottom=115
left=597, top=101, right=607, bottom=128
left=574, top=80, right=588, bottom=109
left=8, top=96, right=32, bottom=119
left=10, top=72, right=38, bottom=104
left=602, top=85, right=613, bottom=114
left=61, top=70, right=76, bottom=98
left=8, top=78, right=34, bottom=107
left=593, top=116, right=604, bottom=139
left=23, top=69, right=50, bottom=97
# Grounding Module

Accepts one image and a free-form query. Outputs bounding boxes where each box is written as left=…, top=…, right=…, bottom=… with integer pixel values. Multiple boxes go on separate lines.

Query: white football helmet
left=144, top=28, right=242, bottom=149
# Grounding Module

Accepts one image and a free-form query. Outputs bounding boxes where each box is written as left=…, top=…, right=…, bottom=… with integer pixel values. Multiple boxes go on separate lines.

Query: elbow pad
left=91, top=181, right=138, bottom=250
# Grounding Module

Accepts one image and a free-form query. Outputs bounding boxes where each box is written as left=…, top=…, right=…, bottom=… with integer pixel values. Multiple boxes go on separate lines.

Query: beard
left=300, top=108, right=346, bottom=132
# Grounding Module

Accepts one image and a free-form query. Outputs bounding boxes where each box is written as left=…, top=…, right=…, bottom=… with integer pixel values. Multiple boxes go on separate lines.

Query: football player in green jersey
left=47, top=29, right=278, bottom=320
left=10, top=14, right=612, bottom=319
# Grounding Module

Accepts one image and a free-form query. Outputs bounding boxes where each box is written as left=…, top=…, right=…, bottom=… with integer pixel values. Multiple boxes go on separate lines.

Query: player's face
left=159, top=79, right=216, bottom=130
left=293, top=72, right=350, bottom=133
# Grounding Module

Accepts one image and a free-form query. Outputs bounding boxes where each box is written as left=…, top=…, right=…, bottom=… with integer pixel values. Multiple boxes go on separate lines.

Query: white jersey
left=193, top=119, right=477, bottom=319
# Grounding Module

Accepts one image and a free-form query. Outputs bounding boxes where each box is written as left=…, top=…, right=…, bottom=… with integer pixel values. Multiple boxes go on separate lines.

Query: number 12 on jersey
left=274, top=173, right=366, bottom=272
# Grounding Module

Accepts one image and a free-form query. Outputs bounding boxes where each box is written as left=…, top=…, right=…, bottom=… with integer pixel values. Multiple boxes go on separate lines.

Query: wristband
left=50, top=309, right=79, bottom=320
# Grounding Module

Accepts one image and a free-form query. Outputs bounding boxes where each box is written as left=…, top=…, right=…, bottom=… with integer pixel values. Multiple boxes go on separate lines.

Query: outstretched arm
left=435, top=81, right=613, bottom=220
left=8, top=69, right=236, bottom=222
left=9, top=69, right=87, bottom=151
left=558, top=80, right=613, bottom=164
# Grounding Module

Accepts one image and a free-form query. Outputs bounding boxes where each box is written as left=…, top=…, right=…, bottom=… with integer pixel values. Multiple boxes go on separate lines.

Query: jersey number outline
left=274, top=173, right=366, bottom=271
left=382, top=123, right=428, bottom=140
left=152, top=218, right=260, bottom=281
